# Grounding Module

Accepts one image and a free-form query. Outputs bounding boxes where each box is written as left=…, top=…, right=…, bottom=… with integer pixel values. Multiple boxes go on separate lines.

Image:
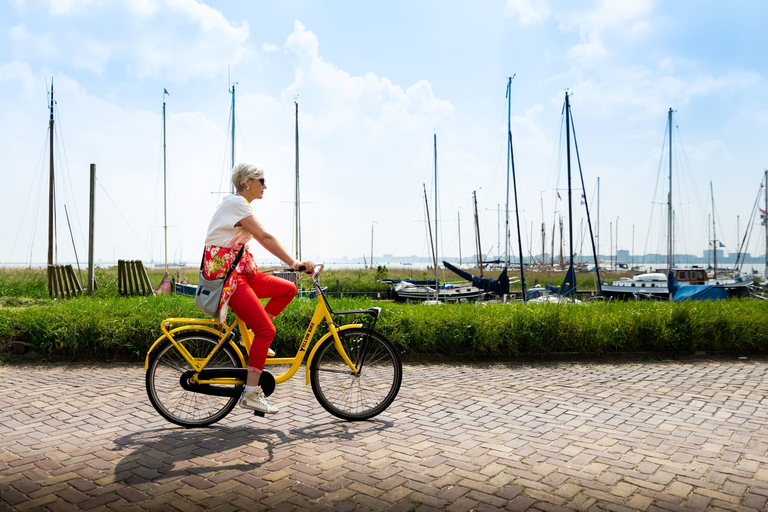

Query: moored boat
left=601, top=266, right=751, bottom=300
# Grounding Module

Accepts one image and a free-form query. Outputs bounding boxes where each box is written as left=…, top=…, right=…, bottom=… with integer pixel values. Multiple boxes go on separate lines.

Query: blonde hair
left=232, top=162, right=265, bottom=192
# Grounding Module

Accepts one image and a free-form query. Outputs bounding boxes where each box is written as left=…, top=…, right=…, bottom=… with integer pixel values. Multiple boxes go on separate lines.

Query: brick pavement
left=2, top=360, right=768, bottom=511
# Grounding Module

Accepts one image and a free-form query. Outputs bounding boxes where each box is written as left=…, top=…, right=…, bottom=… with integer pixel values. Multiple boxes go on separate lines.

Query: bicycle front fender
left=304, top=324, right=363, bottom=384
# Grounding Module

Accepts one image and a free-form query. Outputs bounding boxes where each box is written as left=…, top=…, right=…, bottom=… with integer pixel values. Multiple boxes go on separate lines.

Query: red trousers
left=227, top=272, right=297, bottom=371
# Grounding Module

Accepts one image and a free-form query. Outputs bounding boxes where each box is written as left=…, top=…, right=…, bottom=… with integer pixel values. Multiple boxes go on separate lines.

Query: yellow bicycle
left=144, top=264, right=402, bottom=428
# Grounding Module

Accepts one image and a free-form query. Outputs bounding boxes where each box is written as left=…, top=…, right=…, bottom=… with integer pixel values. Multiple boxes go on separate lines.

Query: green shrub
left=2, top=293, right=768, bottom=361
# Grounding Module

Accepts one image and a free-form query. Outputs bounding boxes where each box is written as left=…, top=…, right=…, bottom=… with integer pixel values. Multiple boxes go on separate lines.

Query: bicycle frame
left=144, top=265, right=381, bottom=387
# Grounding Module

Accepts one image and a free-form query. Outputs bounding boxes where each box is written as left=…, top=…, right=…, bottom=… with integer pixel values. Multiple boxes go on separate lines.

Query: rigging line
left=391, top=192, right=422, bottom=256
left=739, top=179, right=764, bottom=267
left=671, top=129, right=696, bottom=261
left=63, top=204, right=82, bottom=279
left=643, top=116, right=670, bottom=261
left=53, top=101, right=88, bottom=252
left=568, top=104, right=602, bottom=292
left=733, top=181, right=762, bottom=270
left=30, top=127, right=50, bottom=264
left=95, top=177, right=150, bottom=252
left=482, top=89, right=513, bottom=209
left=217, top=105, right=234, bottom=195
left=235, top=104, right=248, bottom=164
left=7, top=127, right=50, bottom=265
left=674, top=125, right=708, bottom=226
left=147, top=112, right=165, bottom=259
left=711, top=190, right=727, bottom=248
left=546, top=108, right=567, bottom=243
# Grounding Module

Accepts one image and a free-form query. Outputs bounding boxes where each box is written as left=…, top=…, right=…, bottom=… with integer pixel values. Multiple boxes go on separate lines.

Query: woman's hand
left=292, top=260, right=316, bottom=273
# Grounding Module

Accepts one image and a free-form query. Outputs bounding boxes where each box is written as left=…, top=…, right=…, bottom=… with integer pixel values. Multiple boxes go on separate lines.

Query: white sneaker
left=267, top=348, right=276, bottom=357
left=239, top=386, right=279, bottom=414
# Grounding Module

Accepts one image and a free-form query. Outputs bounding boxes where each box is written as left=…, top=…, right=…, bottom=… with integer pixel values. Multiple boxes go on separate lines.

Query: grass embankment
left=2, top=291, right=767, bottom=361
left=3, top=267, right=766, bottom=361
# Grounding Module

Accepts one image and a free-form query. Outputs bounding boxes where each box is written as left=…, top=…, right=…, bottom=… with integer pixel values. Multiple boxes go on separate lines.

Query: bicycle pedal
left=253, top=410, right=265, bottom=417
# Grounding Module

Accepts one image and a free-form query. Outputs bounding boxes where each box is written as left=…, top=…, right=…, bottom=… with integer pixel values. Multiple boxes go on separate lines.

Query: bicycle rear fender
left=144, top=322, right=246, bottom=370
left=304, top=323, right=363, bottom=384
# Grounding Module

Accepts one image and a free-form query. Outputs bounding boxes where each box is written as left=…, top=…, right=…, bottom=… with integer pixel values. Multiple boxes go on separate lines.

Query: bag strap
left=200, top=245, right=246, bottom=278
left=222, top=245, right=246, bottom=283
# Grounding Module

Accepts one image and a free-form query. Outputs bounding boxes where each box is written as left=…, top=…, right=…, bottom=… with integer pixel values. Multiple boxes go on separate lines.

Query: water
left=5, top=260, right=766, bottom=275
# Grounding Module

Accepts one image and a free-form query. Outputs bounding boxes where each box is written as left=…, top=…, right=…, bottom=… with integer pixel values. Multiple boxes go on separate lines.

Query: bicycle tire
left=310, top=328, right=402, bottom=421
left=146, top=331, right=244, bottom=428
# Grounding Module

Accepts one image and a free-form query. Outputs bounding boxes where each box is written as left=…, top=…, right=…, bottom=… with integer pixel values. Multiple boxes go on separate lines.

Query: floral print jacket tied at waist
left=202, top=245, right=258, bottom=323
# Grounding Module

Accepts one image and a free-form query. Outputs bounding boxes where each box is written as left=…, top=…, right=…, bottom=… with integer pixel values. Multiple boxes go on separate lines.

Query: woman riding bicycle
left=203, top=162, right=314, bottom=414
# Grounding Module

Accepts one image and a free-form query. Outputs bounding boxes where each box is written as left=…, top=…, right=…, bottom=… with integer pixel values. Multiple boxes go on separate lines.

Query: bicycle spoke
left=310, top=329, right=401, bottom=420
left=147, top=334, right=243, bottom=427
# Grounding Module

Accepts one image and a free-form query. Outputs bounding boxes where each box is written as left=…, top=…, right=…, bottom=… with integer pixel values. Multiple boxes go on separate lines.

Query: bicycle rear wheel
left=310, top=328, right=402, bottom=421
left=146, top=332, right=244, bottom=427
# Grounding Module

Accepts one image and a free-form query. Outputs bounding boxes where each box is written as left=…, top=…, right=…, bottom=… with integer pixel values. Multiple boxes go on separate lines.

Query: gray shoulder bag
left=194, top=246, right=245, bottom=316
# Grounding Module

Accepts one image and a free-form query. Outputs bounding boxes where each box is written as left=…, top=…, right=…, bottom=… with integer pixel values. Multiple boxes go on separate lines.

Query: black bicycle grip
left=298, top=265, right=306, bottom=272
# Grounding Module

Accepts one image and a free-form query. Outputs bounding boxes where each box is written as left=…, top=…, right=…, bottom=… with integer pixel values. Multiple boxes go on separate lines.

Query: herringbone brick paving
left=2, top=360, right=768, bottom=511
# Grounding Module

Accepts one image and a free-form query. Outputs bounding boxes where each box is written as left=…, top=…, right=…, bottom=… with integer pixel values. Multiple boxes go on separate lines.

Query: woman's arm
left=238, top=215, right=314, bottom=270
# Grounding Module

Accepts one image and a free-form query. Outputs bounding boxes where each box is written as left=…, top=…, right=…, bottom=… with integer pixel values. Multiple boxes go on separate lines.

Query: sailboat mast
left=434, top=133, right=439, bottom=301
left=559, top=216, right=563, bottom=268
left=505, top=78, right=511, bottom=267
left=458, top=210, right=462, bottom=266
left=667, top=108, right=674, bottom=272
left=294, top=100, right=301, bottom=261
left=424, top=184, right=436, bottom=269
left=47, top=78, right=55, bottom=266
left=474, top=191, right=483, bottom=277
left=711, top=181, right=717, bottom=278
left=565, top=92, right=574, bottom=272
left=230, top=83, right=236, bottom=193
left=163, top=89, right=168, bottom=274
left=540, top=198, right=545, bottom=266
left=507, top=75, right=526, bottom=299
left=597, top=177, right=600, bottom=262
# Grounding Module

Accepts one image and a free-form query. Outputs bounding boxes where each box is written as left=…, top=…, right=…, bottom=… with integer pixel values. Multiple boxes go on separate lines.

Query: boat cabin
left=674, top=269, right=708, bottom=285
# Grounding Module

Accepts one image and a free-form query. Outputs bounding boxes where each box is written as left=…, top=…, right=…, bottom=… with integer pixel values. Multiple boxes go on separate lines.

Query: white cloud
left=262, top=43, right=280, bottom=53
left=0, top=19, right=461, bottom=264
left=9, top=24, right=57, bottom=61
left=232, top=21, right=457, bottom=259
left=9, top=0, right=251, bottom=82
left=43, top=0, right=104, bottom=16
left=564, top=67, right=762, bottom=122
left=559, top=0, right=655, bottom=66
left=504, top=0, right=551, bottom=25
left=130, top=0, right=251, bottom=81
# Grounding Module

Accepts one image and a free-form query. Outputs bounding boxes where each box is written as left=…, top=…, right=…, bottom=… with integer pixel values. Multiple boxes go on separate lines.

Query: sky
left=1, top=0, right=767, bottom=269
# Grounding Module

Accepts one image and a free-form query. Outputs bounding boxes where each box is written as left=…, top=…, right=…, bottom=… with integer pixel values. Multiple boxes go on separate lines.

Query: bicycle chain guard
left=179, top=368, right=275, bottom=397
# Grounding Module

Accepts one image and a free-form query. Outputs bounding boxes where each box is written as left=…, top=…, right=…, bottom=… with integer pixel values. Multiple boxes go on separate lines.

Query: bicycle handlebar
left=296, top=263, right=324, bottom=285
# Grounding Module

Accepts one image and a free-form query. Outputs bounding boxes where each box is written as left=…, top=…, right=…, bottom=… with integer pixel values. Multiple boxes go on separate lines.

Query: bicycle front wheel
left=146, top=332, right=244, bottom=428
left=310, top=328, right=402, bottom=421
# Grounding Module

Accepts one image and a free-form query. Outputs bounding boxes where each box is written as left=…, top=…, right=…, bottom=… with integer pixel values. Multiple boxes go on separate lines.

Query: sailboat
left=444, top=77, right=520, bottom=300
left=390, top=135, right=480, bottom=303
left=601, top=109, right=750, bottom=300
left=545, top=92, right=602, bottom=302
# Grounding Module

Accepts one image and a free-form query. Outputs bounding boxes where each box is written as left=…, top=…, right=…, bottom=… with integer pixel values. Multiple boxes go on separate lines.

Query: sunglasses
left=258, top=178, right=266, bottom=186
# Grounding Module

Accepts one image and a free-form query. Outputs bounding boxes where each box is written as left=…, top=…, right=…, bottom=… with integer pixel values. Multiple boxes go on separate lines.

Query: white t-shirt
left=204, top=194, right=254, bottom=249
